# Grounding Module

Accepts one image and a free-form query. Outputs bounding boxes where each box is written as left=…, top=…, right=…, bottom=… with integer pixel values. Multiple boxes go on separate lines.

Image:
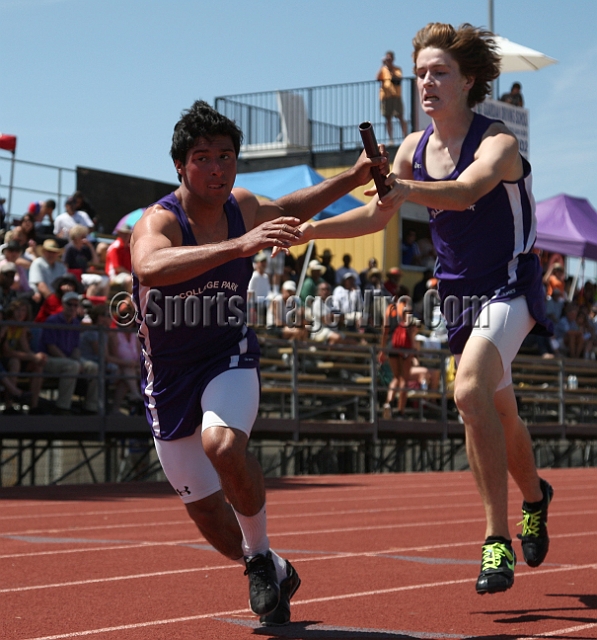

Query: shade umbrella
left=112, top=208, right=145, bottom=234
left=494, top=36, right=558, bottom=73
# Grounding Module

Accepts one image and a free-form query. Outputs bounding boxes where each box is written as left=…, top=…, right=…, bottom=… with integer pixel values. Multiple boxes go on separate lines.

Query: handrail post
left=370, top=344, right=378, bottom=441
left=98, top=327, right=107, bottom=441
left=57, top=167, right=63, bottom=213
left=291, top=340, right=300, bottom=441
left=558, top=358, right=566, bottom=437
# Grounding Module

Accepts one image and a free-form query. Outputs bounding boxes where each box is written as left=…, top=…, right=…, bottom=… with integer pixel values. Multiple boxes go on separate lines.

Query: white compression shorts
left=153, top=367, right=260, bottom=504
left=455, top=296, right=536, bottom=392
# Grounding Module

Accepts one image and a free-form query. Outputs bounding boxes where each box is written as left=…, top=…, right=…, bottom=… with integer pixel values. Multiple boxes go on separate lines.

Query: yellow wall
left=293, top=166, right=401, bottom=274
left=289, top=165, right=431, bottom=294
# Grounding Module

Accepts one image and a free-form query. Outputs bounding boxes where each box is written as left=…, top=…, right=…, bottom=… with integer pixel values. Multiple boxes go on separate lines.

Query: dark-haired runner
left=131, top=100, right=394, bottom=624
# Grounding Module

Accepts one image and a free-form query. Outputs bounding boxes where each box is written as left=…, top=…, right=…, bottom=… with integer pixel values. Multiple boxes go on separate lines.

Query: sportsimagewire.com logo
left=108, top=289, right=490, bottom=331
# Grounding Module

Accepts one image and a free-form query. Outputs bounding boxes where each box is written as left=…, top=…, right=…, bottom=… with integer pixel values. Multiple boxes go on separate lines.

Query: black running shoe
left=260, top=560, right=301, bottom=627
left=475, top=541, right=516, bottom=594
left=244, top=551, right=280, bottom=615
left=517, top=478, right=554, bottom=567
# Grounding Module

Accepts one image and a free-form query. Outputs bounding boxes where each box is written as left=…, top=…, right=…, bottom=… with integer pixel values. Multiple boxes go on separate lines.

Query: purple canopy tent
left=534, top=194, right=597, bottom=260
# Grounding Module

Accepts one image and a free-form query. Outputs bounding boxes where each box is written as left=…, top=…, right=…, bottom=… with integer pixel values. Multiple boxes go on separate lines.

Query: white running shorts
left=153, top=367, right=260, bottom=504
left=455, top=296, right=536, bottom=391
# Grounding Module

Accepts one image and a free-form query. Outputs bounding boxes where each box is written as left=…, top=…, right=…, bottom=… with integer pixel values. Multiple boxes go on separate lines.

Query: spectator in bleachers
left=335, top=253, right=360, bottom=287
left=4, top=225, right=36, bottom=262
left=555, top=302, right=585, bottom=358
left=545, top=287, right=565, bottom=325
left=320, top=249, right=336, bottom=289
left=309, top=281, right=355, bottom=345
left=107, top=299, right=143, bottom=409
left=332, top=272, right=363, bottom=329
left=53, top=197, right=94, bottom=239
left=28, top=199, right=56, bottom=232
left=0, top=303, right=33, bottom=410
left=28, top=239, right=67, bottom=305
left=0, top=262, right=18, bottom=307
left=359, top=257, right=378, bottom=293
left=261, top=246, right=285, bottom=293
left=412, top=268, right=434, bottom=309
left=62, top=224, right=100, bottom=273
left=80, top=303, right=142, bottom=414
left=34, top=273, right=81, bottom=323
left=383, top=267, right=402, bottom=297
left=40, top=291, right=98, bottom=415
left=300, top=259, right=326, bottom=302
left=576, top=307, right=595, bottom=359
left=416, top=235, right=437, bottom=269
left=0, top=241, right=32, bottom=294
left=543, top=262, right=567, bottom=300
left=379, top=286, right=419, bottom=418
left=62, top=224, right=109, bottom=297
left=1, top=299, right=47, bottom=414
left=266, top=280, right=309, bottom=341
left=19, top=213, right=38, bottom=252
left=500, top=82, right=524, bottom=108
left=577, top=280, right=596, bottom=309
left=0, top=196, right=7, bottom=233
left=248, top=252, right=271, bottom=325
left=363, top=267, right=391, bottom=329
left=105, top=225, right=133, bottom=286
left=70, top=191, right=99, bottom=230
left=401, top=229, right=422, bottom=266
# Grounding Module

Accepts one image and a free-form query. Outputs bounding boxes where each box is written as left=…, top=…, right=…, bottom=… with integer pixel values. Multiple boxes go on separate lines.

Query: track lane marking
left=1, top=508, right=594, bottom=538
left=19, top=564, right=597, bottom=640
left=2, top=538, right=595, bottom=594
left=1, top=493, right=592, bottom=522
left=2, top=528, right=597, bottom=560
left=518, top=622, right=597, bottom=638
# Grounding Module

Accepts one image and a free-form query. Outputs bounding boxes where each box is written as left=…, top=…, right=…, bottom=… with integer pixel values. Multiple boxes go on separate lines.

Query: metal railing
left=0, top=155, right=76, bottom=224
left=215, top=78, right=417, bottom=155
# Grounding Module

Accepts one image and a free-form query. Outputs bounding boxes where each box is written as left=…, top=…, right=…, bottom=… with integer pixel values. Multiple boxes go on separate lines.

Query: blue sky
left=1, top=0, right=596, bottom=225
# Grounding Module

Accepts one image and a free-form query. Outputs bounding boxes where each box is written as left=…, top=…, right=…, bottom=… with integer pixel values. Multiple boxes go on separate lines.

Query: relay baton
left=358, top=121, right=390, bottom=197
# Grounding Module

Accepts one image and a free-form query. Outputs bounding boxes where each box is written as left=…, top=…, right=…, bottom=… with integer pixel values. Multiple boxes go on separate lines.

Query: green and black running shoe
left=475, top=540, right=516, bottom=594
left=517, top=478, right=554, bottom=567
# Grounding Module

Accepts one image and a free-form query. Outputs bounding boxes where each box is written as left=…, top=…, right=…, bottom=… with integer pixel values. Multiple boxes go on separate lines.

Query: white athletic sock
left=234, top=503, right=270, bottom=557
left=269, top=549, right=288, bottom=584
left=233, top=504, right=288, bottom=584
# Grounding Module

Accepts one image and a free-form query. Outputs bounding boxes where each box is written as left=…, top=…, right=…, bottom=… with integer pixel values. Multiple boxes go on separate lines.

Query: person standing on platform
left=377, top=50, right=408, bottom=144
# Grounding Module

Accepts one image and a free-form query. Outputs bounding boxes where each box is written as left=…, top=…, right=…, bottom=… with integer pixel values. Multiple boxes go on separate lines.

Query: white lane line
left=0, top=512, right=597, bottom=560
left=2, top=493, right=591, bottom=523
left=2, top=534, right=595, bottom=595
left=518, top=622, right=597, bottom=638
left=0, top=506, right=181, bottom=522
left=19, top=564, right=597, bottom=640
left=1, top=508, right=595, bottom=544
left=3, top=482, right=594, bottom=517
left=3, top=528, right=597, bottom=561
left=0, top=500, right=480, bottom=523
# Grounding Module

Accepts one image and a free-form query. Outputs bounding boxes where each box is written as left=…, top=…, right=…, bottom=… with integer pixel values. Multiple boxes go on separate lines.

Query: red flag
left=0, top=134, right=17, bottom=153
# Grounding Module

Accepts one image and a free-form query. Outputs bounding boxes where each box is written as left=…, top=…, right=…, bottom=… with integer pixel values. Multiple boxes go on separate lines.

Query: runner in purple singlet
left=130, top=101, right=393, bottom=624
left=295, top=24, right=554, bottom=595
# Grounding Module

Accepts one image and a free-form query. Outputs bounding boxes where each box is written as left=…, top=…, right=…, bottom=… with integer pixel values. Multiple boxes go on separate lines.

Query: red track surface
left=1, top=469, right=596, bottom=640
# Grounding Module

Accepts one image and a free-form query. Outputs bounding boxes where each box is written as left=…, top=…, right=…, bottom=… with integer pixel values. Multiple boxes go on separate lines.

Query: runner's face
left=176, top=136, right=237, bottom=205
left=415, top=47, right=473, bottom=115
